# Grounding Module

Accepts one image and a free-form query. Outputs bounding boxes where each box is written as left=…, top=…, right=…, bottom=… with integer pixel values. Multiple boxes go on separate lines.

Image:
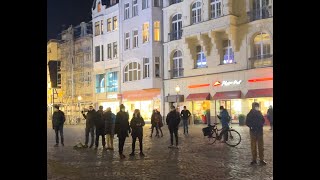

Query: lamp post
left=77, top=95, right=82, bottom=124
left=175, top=85, right=180, bottom=110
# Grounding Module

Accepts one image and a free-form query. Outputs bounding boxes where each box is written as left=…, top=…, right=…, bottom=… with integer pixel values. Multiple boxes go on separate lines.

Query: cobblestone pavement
left=47, top=124, right=273, bottom=180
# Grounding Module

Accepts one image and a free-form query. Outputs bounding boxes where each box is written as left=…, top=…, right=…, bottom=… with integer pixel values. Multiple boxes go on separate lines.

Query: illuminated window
left=210, top=0, right=222, bottom=19
left=133, top=0, right=138, bottom=17
left=125, top=32, right=130, bottom=50
left=154, top=21, right=160, bottom=41
left=124, top=62, right=141, bottom=82
left=133, top=30, right=138, bottom=48
left=222, top=40, right=234, bottom=64
left=107, top=43, right=112, bottom=59
left=113, top=16, right=118, bottom=30
left=143, top=22, right=149, bottom=43
left=101, top=20, right=104, bottom=34
left=171, top=14, right=182, bottom=40
left=192, top=2, right=202, bottom=24
left=98, top=2, right=101, bottom=12
left=142, top=0, right=149, bottom=9
left=124, top=3, right=130, bottom=20
left=143, top=58, right=150, bottom=78
left=154, top=57, right=160, bottom=78
left=107, top=18, right=112, bottom=32
left=196, top=46, right=207, bottom=68
left=96, top=74, right=105, bottom=93
left=95, top=21, right=100, bottom=36
left=107, top=72, right=118, bottom=92
left=172, top=50, right=183, bottom=78
left=113, top=42, right=117, bottom=58
left=254, top=32, right=271, bottom=58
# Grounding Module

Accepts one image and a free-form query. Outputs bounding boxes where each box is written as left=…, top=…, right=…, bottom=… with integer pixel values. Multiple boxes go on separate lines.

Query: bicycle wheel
left=225, top=129, right=241, bottom=147
left=207, top=130, right=218, bottom=144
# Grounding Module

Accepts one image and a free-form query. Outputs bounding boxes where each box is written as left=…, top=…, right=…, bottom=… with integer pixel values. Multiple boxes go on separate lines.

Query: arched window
left=210, top=0, right=222, bottom=19
left=124, top=62, right=141, bottom=82
left=171, top=14, right=182, bottom=40
left=98, top=2, right=101, bottom=12
left=172, top=50, right=183, bottom=78
left=191, top=2, right=202, bottom=24
left=254, top=32, right=271, bottom=58
left=196, top=46, right=207, bottom=68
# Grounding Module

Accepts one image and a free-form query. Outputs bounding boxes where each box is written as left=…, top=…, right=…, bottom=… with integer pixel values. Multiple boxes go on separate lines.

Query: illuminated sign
left=107, top=94, right=117, bottom=99
left=248, top=77, right=273, bottom=82
left=213, top=80, right=242, bottom=86
left=188, top=84, right=210, bottom=88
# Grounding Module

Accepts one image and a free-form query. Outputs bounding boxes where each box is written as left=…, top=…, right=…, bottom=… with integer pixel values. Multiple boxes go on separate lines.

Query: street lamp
left=175, top=85, right=180, bottom=110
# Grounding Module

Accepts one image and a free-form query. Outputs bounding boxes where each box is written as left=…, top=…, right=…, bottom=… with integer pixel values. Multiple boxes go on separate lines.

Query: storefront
left=185, top=93, right=211, bottom=124
left=122, top=89, right=161, bottom=122
left=97, top=93, right=121, bottom=113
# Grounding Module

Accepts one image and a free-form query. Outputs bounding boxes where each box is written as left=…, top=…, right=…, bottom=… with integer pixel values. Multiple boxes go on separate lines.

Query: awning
left=245, top=88, right=273, bottom=98
left=165, top=95, right=184, bottom=102
left=122, top=89, right=160, bottom=101
left=186, top=93, right=211, bottom=101
left=213, top=91, right=242, bottom=100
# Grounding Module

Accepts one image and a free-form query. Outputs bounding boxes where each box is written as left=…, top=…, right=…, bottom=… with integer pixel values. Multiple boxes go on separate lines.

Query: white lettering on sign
left=221, top=80, right=242, bottom=86
left=107, top=94, right=117, bottom=99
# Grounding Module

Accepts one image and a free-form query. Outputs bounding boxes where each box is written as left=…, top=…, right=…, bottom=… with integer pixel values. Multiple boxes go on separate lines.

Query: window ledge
left=218, top=62, right=237, bottom=66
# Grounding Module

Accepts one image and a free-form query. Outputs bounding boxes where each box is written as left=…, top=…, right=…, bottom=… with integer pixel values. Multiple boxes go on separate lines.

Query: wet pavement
left=47, top=124, right=273, bottom=180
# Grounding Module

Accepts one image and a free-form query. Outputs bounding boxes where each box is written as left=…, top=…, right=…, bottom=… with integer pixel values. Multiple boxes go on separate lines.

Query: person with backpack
left=246, top=102, right=267, bottom=165
left=52, top=105, right=66, bottom=147
left=217, top=106, right=231, bottom=143
left=166, top=106, right=181, bottom=148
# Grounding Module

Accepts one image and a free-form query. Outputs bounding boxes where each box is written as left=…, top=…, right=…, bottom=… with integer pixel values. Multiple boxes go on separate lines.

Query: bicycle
left=202, top=123, right=241, bottom=147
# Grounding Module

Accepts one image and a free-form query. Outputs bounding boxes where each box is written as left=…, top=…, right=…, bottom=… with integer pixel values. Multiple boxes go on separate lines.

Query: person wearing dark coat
left=150, top=109, right=159, bottom=137
left=154, top=109, right=163, bottom=137
left=180, top=106, right=191, bottom=135
left=104, top=107, right=116, bottom=150
left=166, top=106, right=181, bottom=148
left=246, top=102, right=267, bottom=166
left=129, top=109, right=145, bottom=156
left=52, top=105, right=66, bottom=147
left=94, top=106, right=106, bottom=149
left=81, top=105, right=96, bottom=148
left=115, top=104, right=130, bottom=159
left=267, top=105, right=273, bottom=130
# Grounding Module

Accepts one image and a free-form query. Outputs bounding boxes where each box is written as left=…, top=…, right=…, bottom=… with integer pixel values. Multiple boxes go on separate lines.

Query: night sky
left=47, top=0, right=94, bottom=41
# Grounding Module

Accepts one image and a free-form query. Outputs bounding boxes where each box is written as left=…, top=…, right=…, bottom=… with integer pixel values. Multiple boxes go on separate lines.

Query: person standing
left=166, top=106, right=181, bottom=148
left=52, top=105, right=66, bottom=147
left=81, top=105, right=96, bottom=148
left=115, top=104, right=130, bottom=159
left=180, top=106, right=191, bottom=135
left=129, top=109, right=145, bottom=156
left=246, top=102, right=267, bottom=166
left=150, top=110, right=159, bottom=137
left=267, top=105, right=273, bottom=130
left=94, top=105, right=106, bottom=150
left=104, top=107, right=116, bottom=150
left=217, top=106, right=231, bottom=143
left=154, top=109, right=163, bottom=137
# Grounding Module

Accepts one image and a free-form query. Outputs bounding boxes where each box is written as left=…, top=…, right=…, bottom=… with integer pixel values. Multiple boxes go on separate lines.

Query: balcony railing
left=168, top=30, right=183, bottom=42
left=248, top=6, right=272, bottom=22
left=249, top=54, right=273, bottom=68
left=169, top=68, right=184, bottom=78
left=170, top=0, right=183, bottom=6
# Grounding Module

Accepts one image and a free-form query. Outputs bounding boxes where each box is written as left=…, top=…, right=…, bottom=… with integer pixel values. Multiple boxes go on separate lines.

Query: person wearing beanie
left=115, top=104, right=130, bottom=159
left=52, top=105, right=66, bottom=147
left=246, top=102, right=267, bottom=166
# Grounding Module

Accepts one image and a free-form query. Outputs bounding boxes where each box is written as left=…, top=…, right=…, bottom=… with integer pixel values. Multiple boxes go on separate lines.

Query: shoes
left=54, top=144, right=59, bottom=147
left=89, top=145, right=93, bottom=148
left=250, top=161, right=257, bottom=165
left=120, top=154, right=126, bottom=159
left=61, top=143, right=64, bottom=146
left=260, top=160, right=267, bottom=166
left=109, top=147, right=114, bottom=151
left=83, top=144, right=88, bottom=148
left=161, top=134, right=163, bottom=137
left=168, top=145, right=174, bottom=148
left=129, top=152, right=135, bottom=156
left=140, top=152, right=145, bottom=156
left=175, top=145, right=179, bottom=149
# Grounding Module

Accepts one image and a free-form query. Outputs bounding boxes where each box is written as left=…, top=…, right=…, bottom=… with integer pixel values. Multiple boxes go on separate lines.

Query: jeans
left=106, top=134, right=114, bottom=149
left=169, top=127, right=178, bottom=146
left=219, top=126, right=229, bottom=141
left=54, top=126, right=64, bottom=144
left=250, top=131, right=264, bottom=161
left=132, top=136, right=143, bottom=153
left=182, top=118, right=188, bottom=134
left=118, top=135, right=127, bottom=155
left=85, top=127, right=95, bottom=146
left=95, top=129, right=106, bottom=147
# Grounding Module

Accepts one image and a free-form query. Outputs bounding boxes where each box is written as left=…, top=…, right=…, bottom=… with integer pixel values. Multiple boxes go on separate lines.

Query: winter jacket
left=130, top=116, right=145, bottom=138
left=115, top=111, right=130, bottom=137
left=267, top=108, right=273, bottom=122
left=151, top=112, right=163, bottom=127
left=95, top=110, right=105, bottom=135
left=180, top=110, right=191, bottom=120
left=166, top=110, right=181, bottom=129
left=52, top=110, right=65, bottom=128
left=246, top=109, right=265, bottom=135
left=82, top=109, right=97, bottom=128
left=104, top=111, right=115, bottom=135
left=218, top=109, right=230, bottom=128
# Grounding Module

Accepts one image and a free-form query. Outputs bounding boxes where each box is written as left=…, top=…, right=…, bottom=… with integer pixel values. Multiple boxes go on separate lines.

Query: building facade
left=119, top=0, right=164, bottom=121
left=92, top=0, right=121, bottom=113
left=162, top=0, right=273, bottom=124
left=57, top=22, right=94, bottom=123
